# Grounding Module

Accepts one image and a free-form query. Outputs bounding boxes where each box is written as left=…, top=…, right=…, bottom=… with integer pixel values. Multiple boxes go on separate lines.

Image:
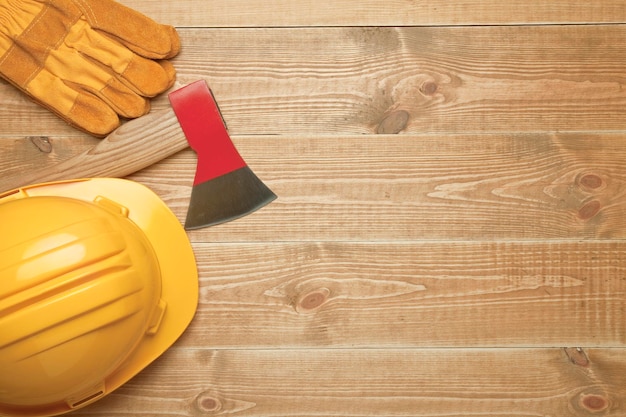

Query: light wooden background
left=2, top=1, right=626, bottom=416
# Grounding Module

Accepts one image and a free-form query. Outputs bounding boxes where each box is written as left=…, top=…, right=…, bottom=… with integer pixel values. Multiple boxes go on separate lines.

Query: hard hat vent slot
left=69, top=390, right=105, bottom=409
left=0, top=188, right=23, bottom=200
left=94, top=196, right=129, bottom=217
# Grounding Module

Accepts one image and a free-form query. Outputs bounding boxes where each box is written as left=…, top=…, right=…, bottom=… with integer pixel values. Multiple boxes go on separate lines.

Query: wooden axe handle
left=0, top=108, right=188, bottom=193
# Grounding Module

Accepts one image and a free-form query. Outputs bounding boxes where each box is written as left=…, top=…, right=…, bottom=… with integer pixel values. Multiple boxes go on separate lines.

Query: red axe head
left=169, top=80, right=277, bottom=230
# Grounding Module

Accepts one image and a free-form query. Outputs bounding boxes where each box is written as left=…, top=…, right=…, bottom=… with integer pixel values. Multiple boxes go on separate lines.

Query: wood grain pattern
left=181, top=240, right=626, bottom=348
left=3, top=25, right=626, bottom=136
left=146, top=25, right=626, bottom=135
left=1, top=1, right=625, bottom=416
left=129, top=133, right=626, bottom=241
left=124, top=0, right=626, bottom=26
left=6, top=132, right=624, bottom=240
left=71, top=348, right=626, bottom=417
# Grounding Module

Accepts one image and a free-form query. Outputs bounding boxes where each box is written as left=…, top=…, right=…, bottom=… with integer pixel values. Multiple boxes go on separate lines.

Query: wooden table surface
left=2, top=1, right=626, bottom=416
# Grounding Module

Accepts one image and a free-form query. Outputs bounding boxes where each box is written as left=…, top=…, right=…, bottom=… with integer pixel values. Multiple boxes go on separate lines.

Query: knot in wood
left=420, top=81, right=438, bottom=96
left=579, top=393, right=609, bottom=413
left=29, top=136, right=52, bottom=153
left=580, top=174, right=603, bottom=190
left=377, top=110, right=409, bottom=134
left=578, top=200, right=601, bottom=220
left=564, top=347, right=589, bottom=367
left=577, top=172, right=606, bottom=192
left=296, top=288, right=330, bottom=313
left=195, top=392, right=222, bottom=414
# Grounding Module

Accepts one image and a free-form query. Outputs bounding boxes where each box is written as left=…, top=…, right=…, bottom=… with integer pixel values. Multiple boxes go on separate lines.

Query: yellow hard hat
left=0, top=178, right=198, bottom=417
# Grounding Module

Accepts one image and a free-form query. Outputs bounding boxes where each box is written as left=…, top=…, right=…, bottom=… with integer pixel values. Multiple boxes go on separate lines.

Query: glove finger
left=97, top=77, right=151, bottom=118
left=71, top=0, right=180, bottom=59
left=66, top=19, right=175, bottom=97
left=45, top=40, right=150, bottom=119
left=122, top=57, right=176, bottom=97
left=26, top=67, right=120, bottom=136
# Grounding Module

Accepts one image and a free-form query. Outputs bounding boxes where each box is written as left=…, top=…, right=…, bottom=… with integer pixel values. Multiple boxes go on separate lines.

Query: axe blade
left=169, top=80, right=276, bottom=230
left=185, top=166, right=276, bottom=230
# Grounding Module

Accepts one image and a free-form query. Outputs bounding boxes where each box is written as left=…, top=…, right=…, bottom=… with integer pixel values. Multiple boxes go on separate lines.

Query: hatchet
left=0, top=80, right=276, bottom=229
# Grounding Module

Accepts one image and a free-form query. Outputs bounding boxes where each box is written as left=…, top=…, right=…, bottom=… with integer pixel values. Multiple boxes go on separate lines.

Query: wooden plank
left=124, top=0, right=626, bottom=27
left=136, top=133, right=625, bottom=241
left=74, top=348, right=626, bottom=416
left=0, top=136, right=97, bottom=176
left=176, top=241, right=626, bottom=348
left=170, top=25, right=626, bottom=135
left=2, top=133, right=625, bottom=240
left=0, top=81, right=102, bottom=138
left=3, top=25, right=626, bottom=136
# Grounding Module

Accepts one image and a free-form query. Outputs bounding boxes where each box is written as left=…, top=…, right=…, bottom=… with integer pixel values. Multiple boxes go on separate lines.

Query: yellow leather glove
left=0, top=0, right=180, bottom=136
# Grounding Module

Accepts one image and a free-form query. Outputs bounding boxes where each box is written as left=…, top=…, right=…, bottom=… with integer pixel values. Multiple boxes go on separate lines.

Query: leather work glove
left=0, top=0, right=180, bottom=136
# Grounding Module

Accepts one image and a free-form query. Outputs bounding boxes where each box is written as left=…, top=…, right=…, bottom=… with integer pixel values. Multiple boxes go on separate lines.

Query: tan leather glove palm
left=0, top=0, right=180, bottom=136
